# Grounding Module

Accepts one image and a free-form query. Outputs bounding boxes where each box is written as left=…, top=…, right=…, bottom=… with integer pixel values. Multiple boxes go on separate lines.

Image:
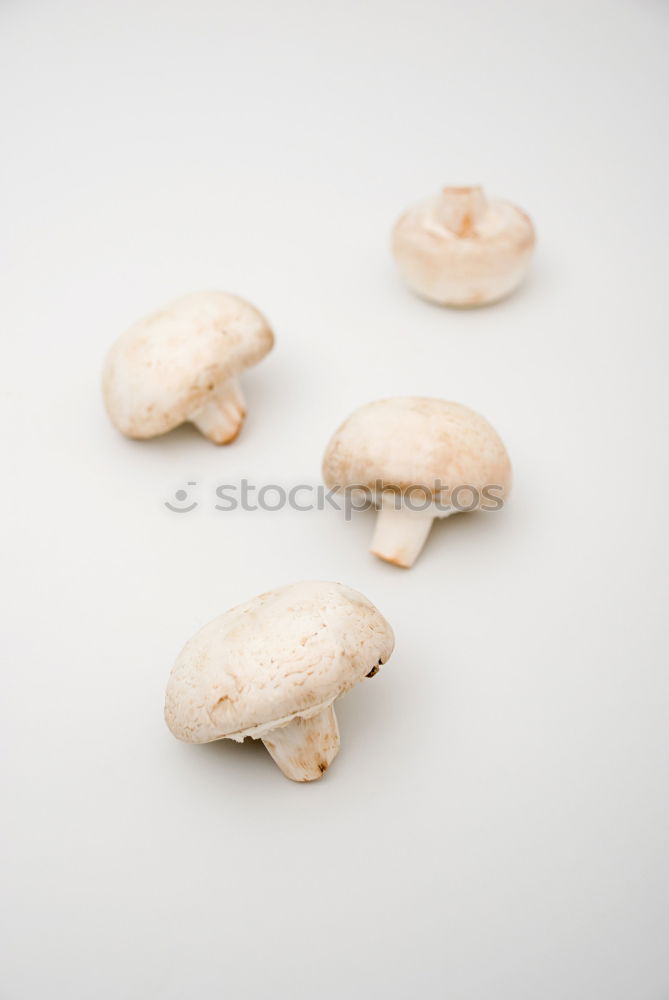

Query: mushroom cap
left=393, top=189, right=535, bottom=306
left=165, top=581, right=395, bottom=744
left=102, top=291, right=274, bottom=438
left=322, top=397, right=512, bottom=500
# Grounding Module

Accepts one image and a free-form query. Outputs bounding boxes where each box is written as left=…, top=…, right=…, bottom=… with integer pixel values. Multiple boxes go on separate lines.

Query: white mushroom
left=165, top=581, right=395, bottom=782
left=392, top=185, right=535, bottom=306
left=322, top=397, right=512, bottom=568
left=102, top=291, right=274, bottom=443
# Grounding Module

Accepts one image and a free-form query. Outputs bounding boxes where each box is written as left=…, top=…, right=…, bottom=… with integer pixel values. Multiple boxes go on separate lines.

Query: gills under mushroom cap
left=102, top=290, right=274, bottom=441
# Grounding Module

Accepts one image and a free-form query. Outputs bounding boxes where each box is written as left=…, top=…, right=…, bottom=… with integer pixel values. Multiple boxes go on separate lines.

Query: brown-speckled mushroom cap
left=164, top=581, right=395, bottom=744
left=102, top=290, right=273, bottom=439
left=322, top=397, right=512, bottom=499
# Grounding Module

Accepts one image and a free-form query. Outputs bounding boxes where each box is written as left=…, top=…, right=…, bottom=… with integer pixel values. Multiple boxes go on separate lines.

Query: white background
left=1, top=1, right=667, bottom=997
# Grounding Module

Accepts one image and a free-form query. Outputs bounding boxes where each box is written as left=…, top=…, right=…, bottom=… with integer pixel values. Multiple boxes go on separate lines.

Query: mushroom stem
left=190, top=376, right=246, bottom=444
left=371, top=502, right=435, bottom=568
left=437, top=186, right=487, bottom=237
left=262, top=705, right=340, bottom=782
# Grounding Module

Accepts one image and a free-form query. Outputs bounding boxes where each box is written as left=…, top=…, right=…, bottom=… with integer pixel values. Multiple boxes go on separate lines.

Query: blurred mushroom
left=392, top=185, right=535, bottom=306
left=102, top=290, right=274, bottom=443
left=165, top=581, right=395, bottom=782
left=322, top=397, right=512, bottom=568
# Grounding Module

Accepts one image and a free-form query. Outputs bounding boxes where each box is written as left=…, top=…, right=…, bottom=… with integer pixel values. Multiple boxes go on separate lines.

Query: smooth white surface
left=1, top=1, right=667, bottom=997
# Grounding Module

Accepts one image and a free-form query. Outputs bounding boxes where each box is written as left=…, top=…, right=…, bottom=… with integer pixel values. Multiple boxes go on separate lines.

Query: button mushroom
left=392, top=185, right=535, bottom=306
left=164, top=581, right=395, bottom=782
left=322, top=397, right=512, bottom=568
left=102, top=290, right=274, bottom=443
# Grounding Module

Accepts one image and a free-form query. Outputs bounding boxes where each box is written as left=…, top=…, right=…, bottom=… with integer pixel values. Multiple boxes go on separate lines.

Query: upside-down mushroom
left=392, top=185, right=535, bottom=306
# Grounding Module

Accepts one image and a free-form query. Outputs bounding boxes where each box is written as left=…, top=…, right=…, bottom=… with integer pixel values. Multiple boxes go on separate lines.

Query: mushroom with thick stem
left=102, top=290, right=274, bottom=443
left=164, top=581, right=395, bottom=782
left=322, top=397, right=512, bottom=568
left=392, top=185, right=535, bottom=306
